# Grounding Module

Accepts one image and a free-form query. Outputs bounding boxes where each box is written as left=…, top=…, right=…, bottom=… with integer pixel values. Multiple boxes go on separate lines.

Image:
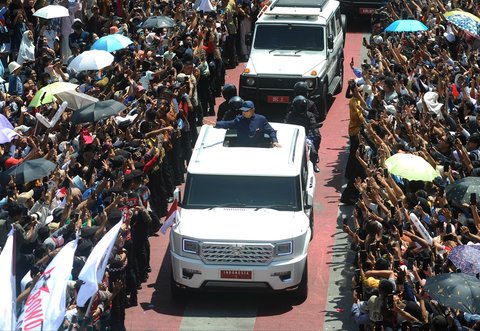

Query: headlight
left=305, top=79, right=315, bottom=88
left=275, top=241, right=293, bottom=256
left=246, top=77, right=256, bottom=86
left=182, top=238, right=199, bottom=254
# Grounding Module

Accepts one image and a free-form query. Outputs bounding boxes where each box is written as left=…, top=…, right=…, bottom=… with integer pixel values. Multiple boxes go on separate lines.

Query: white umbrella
left=68, top=50, right=114, bottom=72
left=33, top=5, right=69, bottom=19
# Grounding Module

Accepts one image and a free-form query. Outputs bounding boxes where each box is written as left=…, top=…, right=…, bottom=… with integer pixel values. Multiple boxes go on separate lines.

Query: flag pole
left=79, top=294, right=95, bottom=331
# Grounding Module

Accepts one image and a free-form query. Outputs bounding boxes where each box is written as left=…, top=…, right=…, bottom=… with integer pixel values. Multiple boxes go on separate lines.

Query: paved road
left=125, top=19, right=370, bottom=331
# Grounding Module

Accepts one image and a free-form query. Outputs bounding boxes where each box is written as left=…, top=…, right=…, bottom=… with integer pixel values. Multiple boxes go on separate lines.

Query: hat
left=17, top=190, right=34, bottom=205
left=72, top=18, right=83, bottom=29
left=240, top=100, right=255, bottom=112
left=367, top=295, right=382, bottom=322
left=14, top=125, right=31, bottom=133
left=80, top=128, right=93, bottom=144
left=124, top=169, right=143, bottom=181
left=176, top=73, right=187, bottom=83
left=373, top=35, right=383, bottom=44
left=422, top=91, right=443, bottom=118
left=8, top=61, right=21, bottom=73
left=163, top=50, right=176, bottom=61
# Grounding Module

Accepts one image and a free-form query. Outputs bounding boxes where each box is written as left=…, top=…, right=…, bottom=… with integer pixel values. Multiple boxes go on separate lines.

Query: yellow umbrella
left=29, top=82, right=78, bottom=107
left=444, top=10, right=480, bottom=23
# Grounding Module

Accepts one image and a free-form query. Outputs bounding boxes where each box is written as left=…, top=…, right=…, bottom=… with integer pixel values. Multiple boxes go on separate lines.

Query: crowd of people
left=0, top=0, right=265, bottom=330
left=342, top=0, right=480, bottom=330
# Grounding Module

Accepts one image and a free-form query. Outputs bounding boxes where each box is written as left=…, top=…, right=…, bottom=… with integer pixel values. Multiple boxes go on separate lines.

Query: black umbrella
left=423, top=273, right=480, bottom=315
left=445, top=176, right=480, bottom=207
left=71, top=100, right=126, bottom=124
left=0, top=158, right=56, bottom=185
left=141, top=16, right=175, bottom=29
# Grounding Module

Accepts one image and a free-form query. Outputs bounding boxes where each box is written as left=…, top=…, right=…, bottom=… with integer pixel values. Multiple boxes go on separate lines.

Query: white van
left=169, top=123, right=316, bottom=299
left=239, top=0, right=346, bottom=119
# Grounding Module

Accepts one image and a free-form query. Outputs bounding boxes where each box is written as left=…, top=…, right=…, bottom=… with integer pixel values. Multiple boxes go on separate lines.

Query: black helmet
left=292, top=95, right=308, bottom=113
left=222, top=84, right=237, bottom=100
left=228, top=96, right=244, bottom=110
left=294, top=81, right=309, bottom=97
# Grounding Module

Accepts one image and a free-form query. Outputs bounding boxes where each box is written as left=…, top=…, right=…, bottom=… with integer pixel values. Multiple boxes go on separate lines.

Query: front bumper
left=171, top=250, right=307, bottom=291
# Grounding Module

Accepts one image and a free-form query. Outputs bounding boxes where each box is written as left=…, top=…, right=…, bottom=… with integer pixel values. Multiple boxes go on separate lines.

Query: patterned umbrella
left=424, top=273, right=480, bottom=315
left=445, top=176, right=480, bottom=208
left=448, top=245, right=480, bottom=276
left=444, top=12, right=480, bottom=38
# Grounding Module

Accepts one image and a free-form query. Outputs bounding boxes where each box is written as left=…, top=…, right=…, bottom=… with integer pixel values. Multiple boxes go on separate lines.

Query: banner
left=0, top=228, right=15, bottom=331
left=76, top=219, right=123, bottom=307
left=17, top=238, right=78, bottom=331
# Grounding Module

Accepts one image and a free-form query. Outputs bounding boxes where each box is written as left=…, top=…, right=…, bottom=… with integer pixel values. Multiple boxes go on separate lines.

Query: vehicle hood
left=248, top=51, right=326, bottom=76
left=173, top=208, right=308, bottom=242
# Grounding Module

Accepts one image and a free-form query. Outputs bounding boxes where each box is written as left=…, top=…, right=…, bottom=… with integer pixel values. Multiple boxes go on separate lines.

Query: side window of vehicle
left=334, top=9, right=342, bottom=35
left=328, top=16, right=336, bottom=37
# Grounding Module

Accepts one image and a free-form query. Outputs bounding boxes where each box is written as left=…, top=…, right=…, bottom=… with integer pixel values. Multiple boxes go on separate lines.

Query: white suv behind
left=169, top=123, right=316, bottom=299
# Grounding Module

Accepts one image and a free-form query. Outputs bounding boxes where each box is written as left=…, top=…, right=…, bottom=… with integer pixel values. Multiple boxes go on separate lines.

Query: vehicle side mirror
left=173, top=187, right=182, bottom=205
left=327, top=34, right=334, bottom=50
left=245, top=32, right=253, bottom=46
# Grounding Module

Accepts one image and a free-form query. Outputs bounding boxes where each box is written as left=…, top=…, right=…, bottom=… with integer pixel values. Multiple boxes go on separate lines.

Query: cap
left=240, top=100, right=255, bottom=112
left=110, top=26, right=119, bottom=34
left=80, top=128, right=93, bottom=144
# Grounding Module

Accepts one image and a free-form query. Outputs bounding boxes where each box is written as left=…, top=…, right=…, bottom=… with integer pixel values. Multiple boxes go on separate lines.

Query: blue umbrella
left=91, top=34, right=133, bottom=53
left=384, top=19, right=428, bottom=32
left=448, top=245, right=480, bottom=276
left=446, top=14, right=479, bottom=37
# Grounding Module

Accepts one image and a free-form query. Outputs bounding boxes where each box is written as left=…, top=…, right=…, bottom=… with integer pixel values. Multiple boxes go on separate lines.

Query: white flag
left=0, top=228, right=16, bottom=331
left=160, top=200, right=178, bottom=235
left=17, top=238, right=78, bottom=331
left=76, top=219, right=123, bottom=307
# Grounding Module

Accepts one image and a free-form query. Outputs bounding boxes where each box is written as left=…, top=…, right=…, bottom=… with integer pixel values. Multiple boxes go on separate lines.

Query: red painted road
left=125, top=30, right=364, bottom=330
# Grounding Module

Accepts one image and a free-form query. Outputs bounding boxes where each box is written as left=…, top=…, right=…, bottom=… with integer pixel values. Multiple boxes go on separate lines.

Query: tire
left=170, top=269, right=186, bottom=300
left=293, top=259, right=308, bottom=302
left=309, top=206, right=314, bottom=241
left=334, top=55, right=344, bottom=95
left=317, top=81, right=328, bottom=119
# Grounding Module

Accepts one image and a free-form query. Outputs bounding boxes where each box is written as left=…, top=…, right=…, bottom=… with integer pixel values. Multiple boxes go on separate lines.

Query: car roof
left=258, top=0, right=339, bottom=25
left=188, top=123, right=306, bottom=177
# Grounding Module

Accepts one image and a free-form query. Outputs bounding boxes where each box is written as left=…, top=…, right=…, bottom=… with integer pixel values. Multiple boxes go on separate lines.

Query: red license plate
left=220, top=270, right=252, bottom=279
left=267, top=95, right=290, bottom=103
left=359, top=7, right=375, bottom=15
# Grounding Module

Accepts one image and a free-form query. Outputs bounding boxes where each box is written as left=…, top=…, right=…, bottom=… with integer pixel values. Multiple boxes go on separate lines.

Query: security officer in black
left=216, top=84, right=238, bottom=121
left=222, top=96, right=244, bottom=121
left=286, top=81, right=322, bottom=121
left=285, top=95, right=321, bottom=172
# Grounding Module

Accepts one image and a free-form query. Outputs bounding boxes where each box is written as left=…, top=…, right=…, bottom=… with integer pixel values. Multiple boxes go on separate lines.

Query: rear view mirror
left=327, top=35, right=334, bottom=50
left=173, top=187, right=182, bottom=205
left=246, top=32, right=253, bottom=46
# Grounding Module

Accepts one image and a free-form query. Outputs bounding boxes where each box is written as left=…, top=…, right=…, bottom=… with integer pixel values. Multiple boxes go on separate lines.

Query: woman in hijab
left=17, top=30, right=35, bottom=65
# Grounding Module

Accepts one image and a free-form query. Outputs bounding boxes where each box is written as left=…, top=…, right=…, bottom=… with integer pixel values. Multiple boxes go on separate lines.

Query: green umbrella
left=385, top=153, right=439, bottom=182
left=29, top=82, right=78, bottom=107
left=424, top=273, right=480, bottom=315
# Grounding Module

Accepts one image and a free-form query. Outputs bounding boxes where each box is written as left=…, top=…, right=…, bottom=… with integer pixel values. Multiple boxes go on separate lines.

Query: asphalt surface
left=124, top=17, right=371, bottom=331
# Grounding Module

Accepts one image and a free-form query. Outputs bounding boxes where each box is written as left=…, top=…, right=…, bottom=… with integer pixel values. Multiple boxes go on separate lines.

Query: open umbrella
left=448, top=245, right=480, bottom=276
left=424, top=273, right=480, bottom=315
left=33, top=5, right=69, bottom=19
left=384, top=19, right=428, bottom=32
left=0, top=158, right=56, bottom=185
left=29, top=82, right=78, bottom=107
left=385, top=153, right=439, bottom=182
left=141, top=16, right=175, bottom=29
left=68, top=50, right=114, bottom=72
left=445, top=176, right=480, bottom=208
left=71, top=100, right=126, bottom=124
left=55, top=90, right=98, bottom=110
left=91, top=34, right=133, bottom=53
left=444, top=11, right=480, bottom=37
left=0, top=128, right=18, bottom=144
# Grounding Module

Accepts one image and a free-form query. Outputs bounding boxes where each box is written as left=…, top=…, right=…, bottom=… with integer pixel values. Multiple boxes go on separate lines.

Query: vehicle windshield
left=254, top=24, right=324, bottom=51
left=183, top=174, right=301, bottom=211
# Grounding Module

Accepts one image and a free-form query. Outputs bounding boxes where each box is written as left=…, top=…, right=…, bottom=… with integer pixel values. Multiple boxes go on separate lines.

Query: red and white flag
left=160, top=200, right=178, bottom=235
left=16, top=238, right=78, bottom=331
left=76, top=219, right=123, bottom=307
left=0, top=228, right=16, bottom=331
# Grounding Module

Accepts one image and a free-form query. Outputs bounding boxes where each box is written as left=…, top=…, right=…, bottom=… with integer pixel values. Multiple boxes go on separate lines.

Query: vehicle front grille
left=200, top=243, right=274, bottom=265
left=258, top=77, right=300, bottom=89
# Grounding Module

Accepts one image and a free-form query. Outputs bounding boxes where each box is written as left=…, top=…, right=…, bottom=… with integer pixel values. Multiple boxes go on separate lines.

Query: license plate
left=220, top=270, right=252, bottom=279
left=359, top=7, right=375, bottom=15
left=267, top=95, right=290, bottom=103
